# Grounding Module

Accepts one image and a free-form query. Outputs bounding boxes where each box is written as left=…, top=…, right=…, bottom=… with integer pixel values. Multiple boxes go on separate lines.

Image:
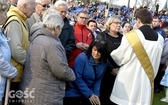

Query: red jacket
left=68, top=23, right=93, bottom=68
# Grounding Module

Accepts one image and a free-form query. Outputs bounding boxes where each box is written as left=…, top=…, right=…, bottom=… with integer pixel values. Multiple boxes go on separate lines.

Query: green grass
left=153, top=90, right=168, bottom=105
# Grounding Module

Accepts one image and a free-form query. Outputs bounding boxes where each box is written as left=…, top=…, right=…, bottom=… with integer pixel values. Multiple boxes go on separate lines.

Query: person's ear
left=22, top=3, right=27, bottom=12
left=23, top=3, right=27, bottom=8
left=136, top=18, right=141, bottom=24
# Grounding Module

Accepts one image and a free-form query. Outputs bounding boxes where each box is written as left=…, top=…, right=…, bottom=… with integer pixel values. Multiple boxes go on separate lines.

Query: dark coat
left=59, top=17, right=76, bottom=58
left=153, top=26, right=166, bottom=39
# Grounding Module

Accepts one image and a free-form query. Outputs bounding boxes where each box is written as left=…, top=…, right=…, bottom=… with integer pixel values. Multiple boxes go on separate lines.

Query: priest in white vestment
left=110, top=8, right=164, bottom=105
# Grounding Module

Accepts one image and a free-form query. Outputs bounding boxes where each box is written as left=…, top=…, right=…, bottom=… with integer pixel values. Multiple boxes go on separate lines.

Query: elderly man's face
left=36, top=0, right=50, bottom=16
left=56, top=5, right=68, bottom=19
left=25, top=0, right=35, bottom=18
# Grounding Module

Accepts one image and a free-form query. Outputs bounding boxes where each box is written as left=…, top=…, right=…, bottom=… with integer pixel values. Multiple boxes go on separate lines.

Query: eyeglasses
left=112, top=22, right=122, bottom=25
left=79, top=16, right=89, bottom=20
left=37, top=3, right=50, bottom=8
left=95, top=39, right=106, bottom=44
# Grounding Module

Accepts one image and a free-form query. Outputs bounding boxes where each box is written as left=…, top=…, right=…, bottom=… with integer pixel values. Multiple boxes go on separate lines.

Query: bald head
left=17, top=0, right=35, bottom=18
left=17, top=0, right=32, bottom=5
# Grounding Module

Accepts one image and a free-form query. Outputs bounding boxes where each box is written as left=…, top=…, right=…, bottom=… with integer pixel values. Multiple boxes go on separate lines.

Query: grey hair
left=43, top=13, right=64, bottom=30
left=54, top=0, right=68, bottom=10
left=105, top=15, right=121, bottom=31
left=42, top=8, right=58, bottom=20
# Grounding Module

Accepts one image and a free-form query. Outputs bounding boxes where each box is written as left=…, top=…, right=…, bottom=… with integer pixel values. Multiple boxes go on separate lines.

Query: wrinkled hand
left=76, top=42, right=84, bottom=50
left=89, top=94, right=101, bottom=105
left=111, top=68, right=119, bottom=75
left=76, top=42, right=89, bottom=50
left=82, top=43, right=89, bottom=50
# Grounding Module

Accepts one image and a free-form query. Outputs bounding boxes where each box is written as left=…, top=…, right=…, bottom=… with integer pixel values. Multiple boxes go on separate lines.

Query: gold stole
left=126, top=30, right=154, bottom=105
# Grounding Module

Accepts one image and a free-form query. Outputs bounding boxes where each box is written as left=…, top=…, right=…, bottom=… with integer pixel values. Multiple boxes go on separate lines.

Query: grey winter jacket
left=20, top=25, right=75, bottom=105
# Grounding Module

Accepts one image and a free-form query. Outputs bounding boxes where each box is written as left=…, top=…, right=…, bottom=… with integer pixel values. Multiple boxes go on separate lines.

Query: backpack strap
left=2, top=15, right=27, bottom=32
left=2, top=15, right=17, bottom=29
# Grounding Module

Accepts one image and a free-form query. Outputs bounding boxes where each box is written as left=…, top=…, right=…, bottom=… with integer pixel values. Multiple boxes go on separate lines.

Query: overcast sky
left=99, top=0, right=166, bottom=10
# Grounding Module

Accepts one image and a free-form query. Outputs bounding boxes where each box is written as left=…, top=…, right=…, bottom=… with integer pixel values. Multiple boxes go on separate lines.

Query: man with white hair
left=3, top=0, right=35, bottom=104
left=26, top=0, right=51, bottom=33
left=54, top=0, right=75, bottom=59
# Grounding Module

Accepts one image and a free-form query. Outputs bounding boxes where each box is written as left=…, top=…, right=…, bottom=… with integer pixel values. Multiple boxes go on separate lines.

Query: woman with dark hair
left=64, top=40, right=108, bottom=105
left=122, top=21, right=131, bottom=35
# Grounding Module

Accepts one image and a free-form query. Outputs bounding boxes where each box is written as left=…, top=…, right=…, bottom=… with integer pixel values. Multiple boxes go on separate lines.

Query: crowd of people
left=0, top=0, right=167, bottom=105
